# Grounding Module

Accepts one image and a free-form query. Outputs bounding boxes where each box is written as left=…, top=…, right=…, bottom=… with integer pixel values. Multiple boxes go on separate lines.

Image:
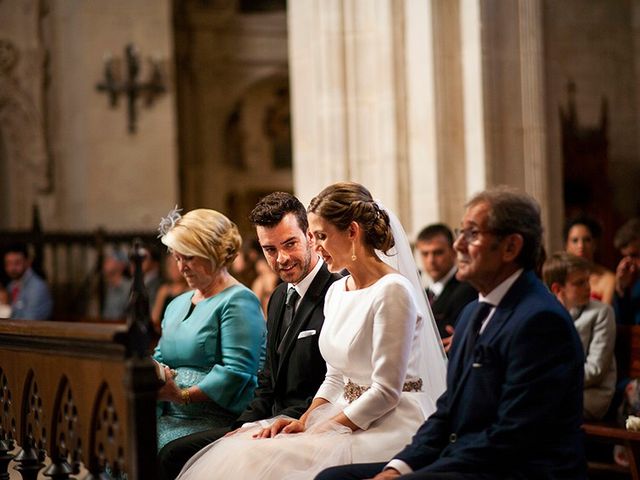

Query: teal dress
left=154, top=284, right=266, bottom=450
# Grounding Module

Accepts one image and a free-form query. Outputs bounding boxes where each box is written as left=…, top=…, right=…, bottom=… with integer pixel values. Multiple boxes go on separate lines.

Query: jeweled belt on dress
left=343, top=378, right=423, bottom=403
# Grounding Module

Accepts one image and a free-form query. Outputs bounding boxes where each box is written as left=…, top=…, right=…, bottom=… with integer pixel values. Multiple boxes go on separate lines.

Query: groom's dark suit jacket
left=157, top=263, right=340, bottom=480
left=236, top=263, right=340, bottom=423
left=396, top=270, right=586, bottom=478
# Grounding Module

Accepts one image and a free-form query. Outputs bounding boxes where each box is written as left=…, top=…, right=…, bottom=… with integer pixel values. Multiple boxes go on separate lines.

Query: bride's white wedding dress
left=177, top=273, right=445, bottom=480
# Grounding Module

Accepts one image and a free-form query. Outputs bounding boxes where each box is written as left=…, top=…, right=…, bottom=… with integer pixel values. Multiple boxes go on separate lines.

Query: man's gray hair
left=467, top=186, right=543, bottom=270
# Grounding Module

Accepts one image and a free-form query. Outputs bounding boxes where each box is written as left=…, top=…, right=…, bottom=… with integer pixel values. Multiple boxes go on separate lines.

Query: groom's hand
left=370, top=468, right=401, bottom=479
left=223, top=427, right=240, bottom=437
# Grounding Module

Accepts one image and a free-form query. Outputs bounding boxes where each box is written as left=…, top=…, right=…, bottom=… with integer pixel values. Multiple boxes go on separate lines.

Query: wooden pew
left=583, top=325, right=640, bottom=479
left=0, top=242, right=159, bottom=479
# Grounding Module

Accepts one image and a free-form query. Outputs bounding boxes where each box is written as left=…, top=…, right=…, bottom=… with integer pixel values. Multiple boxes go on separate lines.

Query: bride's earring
left=351, top=242, right=357, bottom=262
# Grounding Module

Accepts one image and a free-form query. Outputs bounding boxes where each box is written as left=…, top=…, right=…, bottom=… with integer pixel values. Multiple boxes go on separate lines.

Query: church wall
left=0, top=0, right=50, bottom=229
left=544, top=0, right=640, bottom=223
left=44, top=0, right=178, bottom=231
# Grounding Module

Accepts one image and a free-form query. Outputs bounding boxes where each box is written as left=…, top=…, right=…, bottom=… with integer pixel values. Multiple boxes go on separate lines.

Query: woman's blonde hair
left=160, top=209, right=241, bottom=269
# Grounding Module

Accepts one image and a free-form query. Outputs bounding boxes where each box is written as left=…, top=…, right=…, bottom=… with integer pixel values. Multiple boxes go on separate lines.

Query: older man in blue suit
left=317, top=187, right=585, bottom=479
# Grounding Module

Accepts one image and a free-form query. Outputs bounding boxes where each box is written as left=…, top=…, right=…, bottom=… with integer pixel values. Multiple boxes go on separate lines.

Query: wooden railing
left=0, top=245, right=160, bottom=479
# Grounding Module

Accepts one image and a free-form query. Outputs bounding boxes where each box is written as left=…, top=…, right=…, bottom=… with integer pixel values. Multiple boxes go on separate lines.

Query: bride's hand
left=281, top=419, right=305, bottom=434
left=252, top=418, right=304, bottom=438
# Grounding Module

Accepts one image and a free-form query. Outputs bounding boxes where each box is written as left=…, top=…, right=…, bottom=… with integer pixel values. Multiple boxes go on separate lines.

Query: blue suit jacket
left=395, top=270, right=586, bottom=478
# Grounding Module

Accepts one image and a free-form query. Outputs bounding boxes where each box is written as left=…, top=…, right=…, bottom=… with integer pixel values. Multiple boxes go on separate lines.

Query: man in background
left=139, top=243, right=163, bottom=311
left=416, top=223, right=476, bottom=350
left=102, top=249, right=132, bottom=320
left=4, top=242, right=52, bottom=320
left=543, top=251, right=616, bottom=421
left=614, top=218, right=640, bottom=325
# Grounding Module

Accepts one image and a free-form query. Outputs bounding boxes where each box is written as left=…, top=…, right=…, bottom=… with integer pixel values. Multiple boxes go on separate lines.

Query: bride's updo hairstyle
left=308, top=182, right=395, bottom=254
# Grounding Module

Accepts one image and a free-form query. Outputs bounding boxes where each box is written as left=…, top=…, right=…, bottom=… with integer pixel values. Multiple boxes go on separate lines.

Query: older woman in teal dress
left=155, top=208, right=266, bottom=450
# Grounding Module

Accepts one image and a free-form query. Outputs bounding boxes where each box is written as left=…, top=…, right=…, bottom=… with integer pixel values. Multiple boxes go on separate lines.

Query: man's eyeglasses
left=453, top=228, right=497, bottom=245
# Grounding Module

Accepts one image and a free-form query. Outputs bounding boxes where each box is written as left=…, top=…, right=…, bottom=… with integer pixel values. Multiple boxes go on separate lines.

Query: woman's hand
left=157, top=367, right=182, bottom=402
left=252, top=418, right=305, bottom=439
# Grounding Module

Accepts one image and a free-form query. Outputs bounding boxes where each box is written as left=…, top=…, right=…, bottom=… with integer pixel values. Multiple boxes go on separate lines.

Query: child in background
left=543, top=251, right=616, bottom=420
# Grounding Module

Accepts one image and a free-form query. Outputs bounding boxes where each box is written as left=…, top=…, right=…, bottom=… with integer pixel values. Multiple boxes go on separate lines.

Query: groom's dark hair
left=249, top=192, right=309, bottom=233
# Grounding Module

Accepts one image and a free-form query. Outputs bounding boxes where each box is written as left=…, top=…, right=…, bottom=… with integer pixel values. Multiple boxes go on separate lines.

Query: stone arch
left=222, top=72, right=291, bottom=172
left=217, top=72, right=293, bottom=235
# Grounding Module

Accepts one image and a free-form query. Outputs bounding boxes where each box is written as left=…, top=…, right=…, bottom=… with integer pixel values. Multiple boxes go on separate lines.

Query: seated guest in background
left=544, top=251, right=616, bottom=420
left=614, top=217, right=640, bottom=325
left=151, top=254, right=189, bottom=334
left=157, top=192, right=340, bottom=480
left=317, top=186, right=585, bottom=480
left=154, top=207, right=265, bottom=451
left=251, top=252, right=280, bottom=315
left=415, top=223, right=476, bottom=351
left=0, top=284, right=11, bottom=318
left=101, top=248, right=132, bottom=321
left=4, top=242, right=52, bottom=320
left=139, top=243, right=163, bottom=312
left=230, top=238, right=261, bottom=288
left=565, top=214, right=616, bottom=304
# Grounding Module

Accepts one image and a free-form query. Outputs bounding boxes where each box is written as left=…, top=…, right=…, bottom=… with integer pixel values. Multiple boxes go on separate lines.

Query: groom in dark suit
left=317, top=187, right=585, bottom=479
left=158, top=192, right=340, bottom=479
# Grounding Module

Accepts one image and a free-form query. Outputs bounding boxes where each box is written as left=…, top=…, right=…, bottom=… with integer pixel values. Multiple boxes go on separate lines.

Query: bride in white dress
left=177, top=182, right=447, bottom=480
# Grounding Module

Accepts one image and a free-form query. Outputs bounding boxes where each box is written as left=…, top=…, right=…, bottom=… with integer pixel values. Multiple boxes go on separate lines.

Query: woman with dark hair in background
left=565, top=214, right=616, bottom=304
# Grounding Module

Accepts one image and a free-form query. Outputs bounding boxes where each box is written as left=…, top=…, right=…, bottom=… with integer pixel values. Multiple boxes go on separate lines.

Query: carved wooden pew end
left=0, top=320, right=159, bottom=480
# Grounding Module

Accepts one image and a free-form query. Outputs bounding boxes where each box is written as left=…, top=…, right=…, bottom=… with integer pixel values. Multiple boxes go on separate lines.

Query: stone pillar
left=460, top=0, right=487, bottom=199
left=288, top=0, right=350, bottom=203
left=430, top=0, right=468, bottom=227
left=289, top=0, right=557, bottom=242
left=290, top=0, right=404, bottom=214
left=478, top=0, right=558, bottom=247
left=289, top=0, right=446, bottom=232
left=518, top=0, right=553, bottom=247
left=403, top=0, right=440, bottom=232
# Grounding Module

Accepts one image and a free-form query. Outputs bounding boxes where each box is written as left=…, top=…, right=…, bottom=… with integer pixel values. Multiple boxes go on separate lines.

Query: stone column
left=460, top=0, right=487, bottom=199
left=477, top=0, right=558, bottom=247
left=289, top=0, right=446, bottom=233
left=518, top=0, right=553, bottom=247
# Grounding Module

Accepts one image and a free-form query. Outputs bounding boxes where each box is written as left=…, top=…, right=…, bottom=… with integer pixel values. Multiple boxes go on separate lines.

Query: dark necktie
left=426, top=288, right=435, bottom=305
left=463, top=302, right=492, bottom=361
left=278, top=287, right=300, bottom=354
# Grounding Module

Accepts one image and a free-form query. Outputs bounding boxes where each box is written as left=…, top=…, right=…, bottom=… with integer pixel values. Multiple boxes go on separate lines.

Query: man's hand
left=369, top=468, right=401, bottom=479
left=223, top=427, right=241, bottom=437
left=442, top=325, right=455, bottom=353
left=616, top=256, right=639, bottom=296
